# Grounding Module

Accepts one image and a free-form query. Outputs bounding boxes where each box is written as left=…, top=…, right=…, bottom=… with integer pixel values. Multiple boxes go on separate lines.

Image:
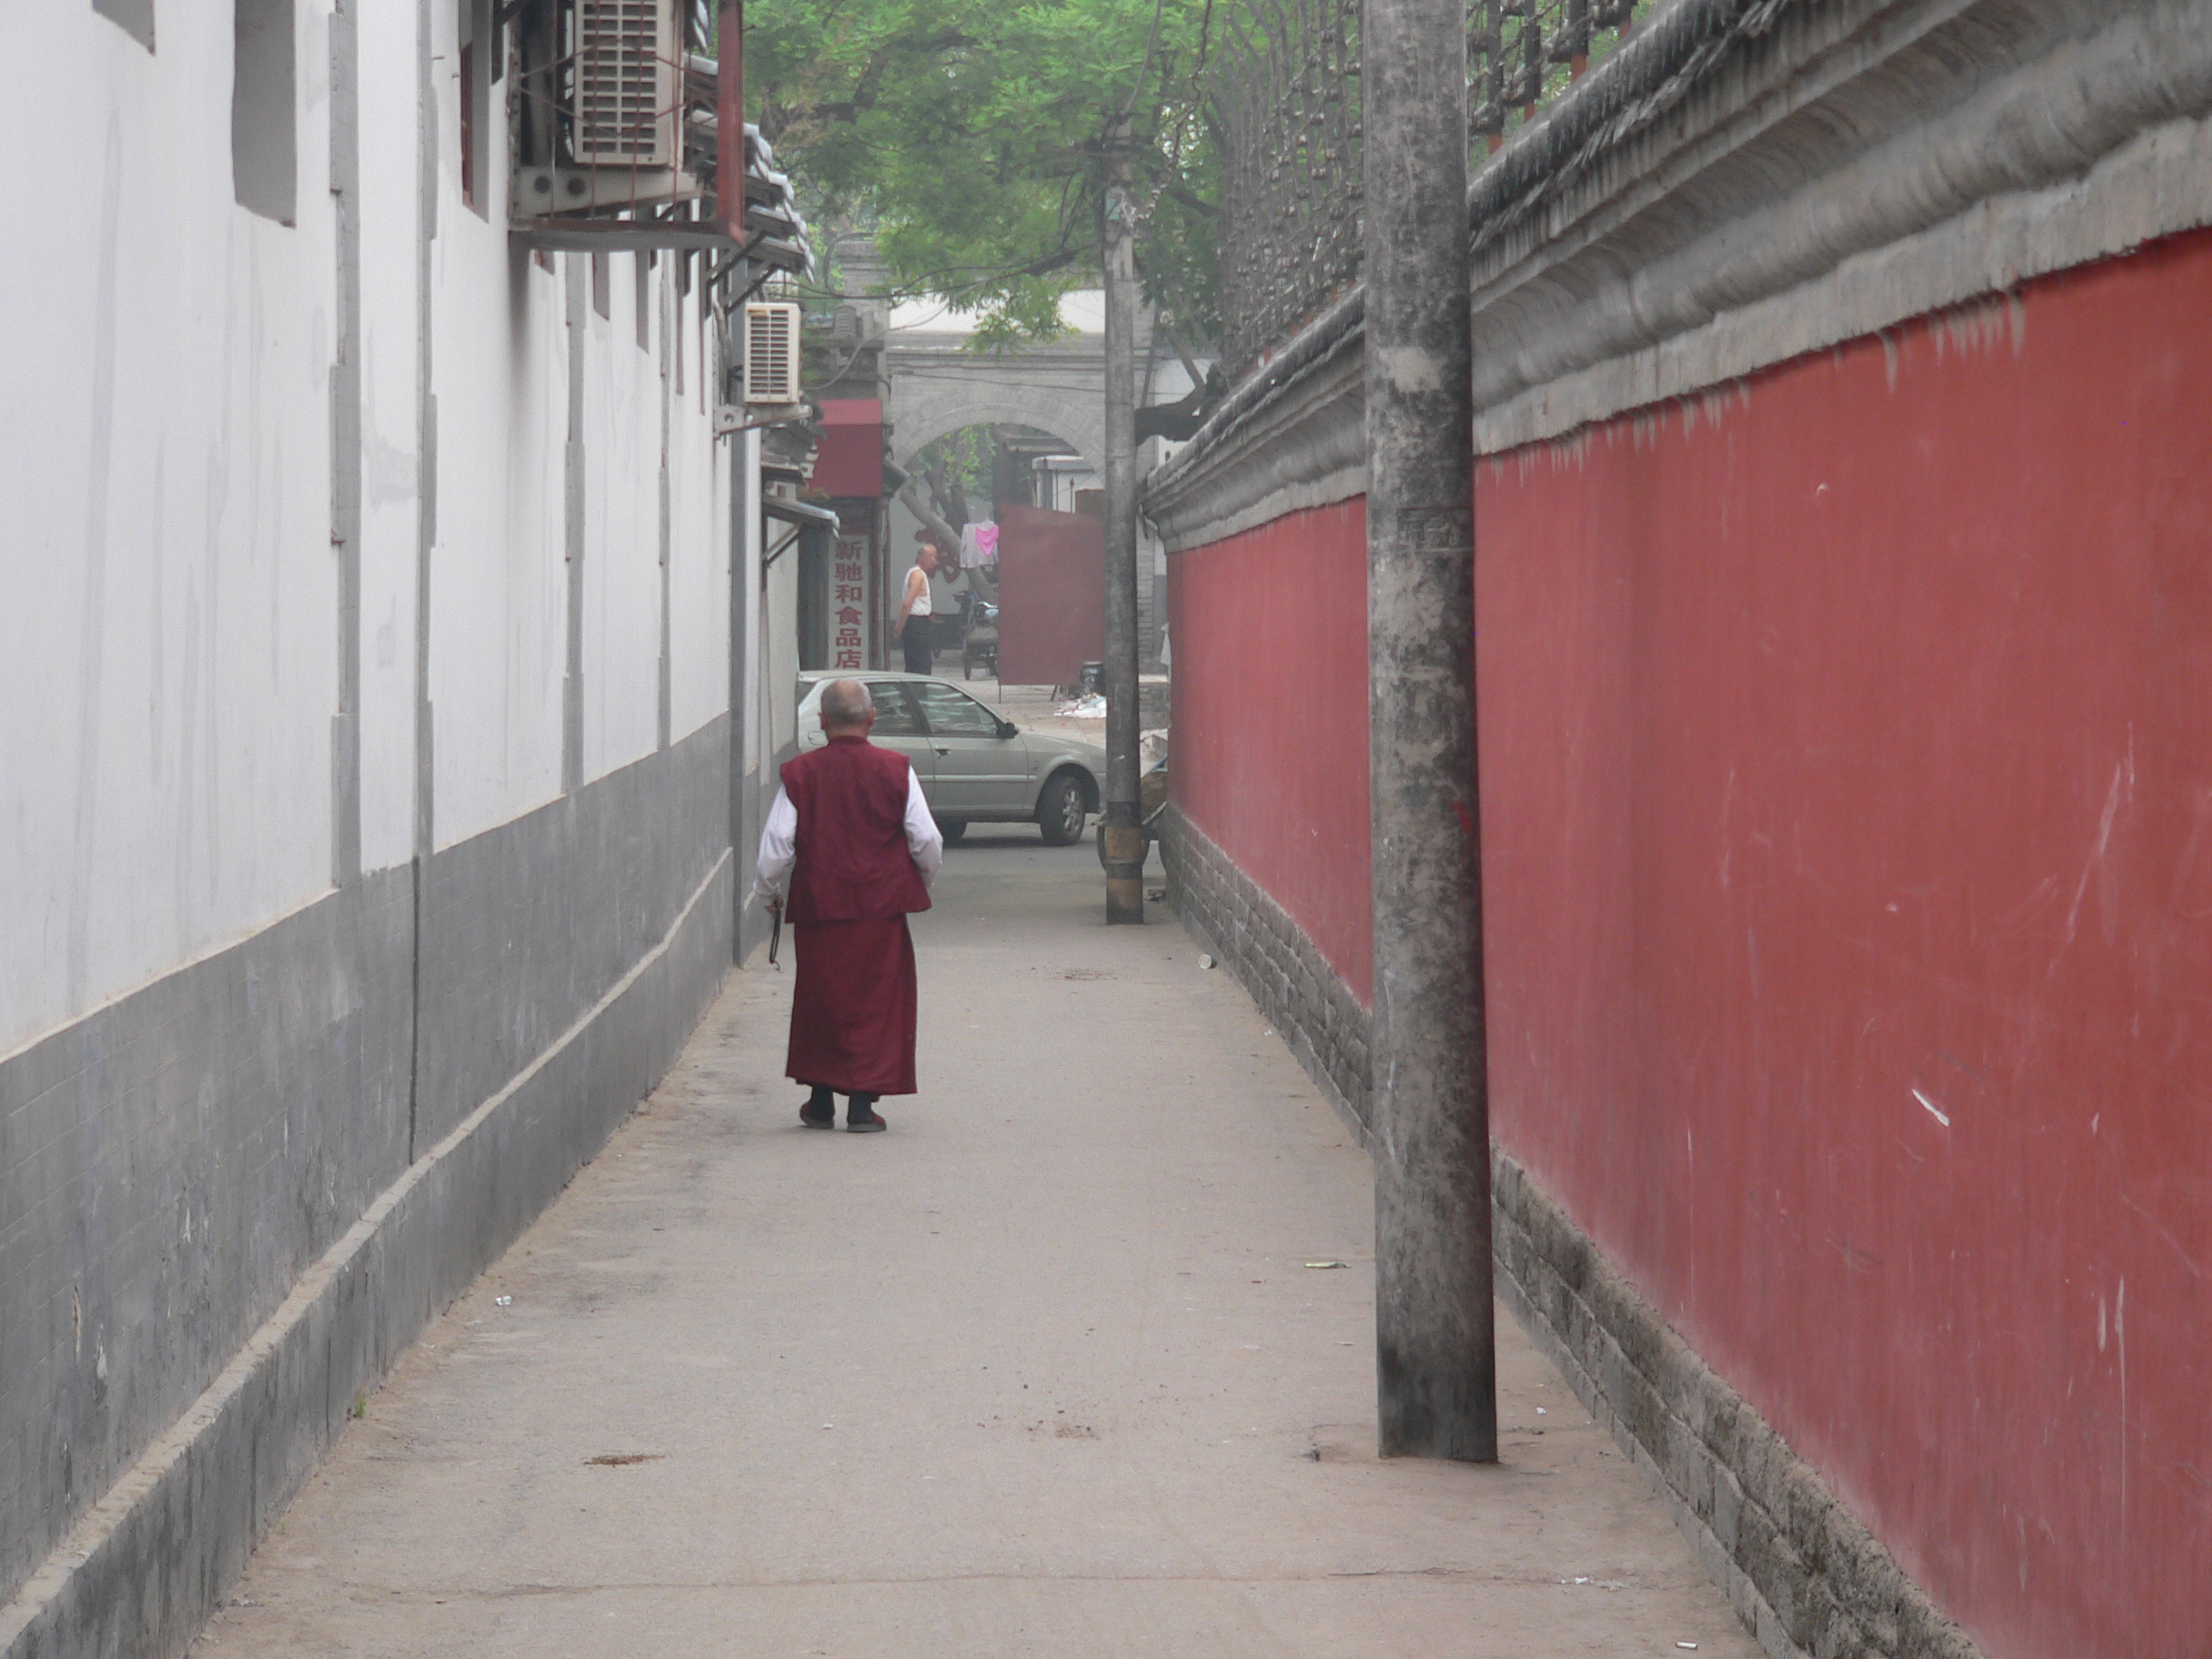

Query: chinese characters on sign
left=832, top=536, right=871, bottom=671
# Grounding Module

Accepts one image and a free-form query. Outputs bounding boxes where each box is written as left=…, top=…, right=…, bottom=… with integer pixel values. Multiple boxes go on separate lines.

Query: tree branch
left=896, top=478, right=963, bottom=557
left=1135, top=375, right=1218, bottom=443
left=1159, top=179, right=1217, bottom=217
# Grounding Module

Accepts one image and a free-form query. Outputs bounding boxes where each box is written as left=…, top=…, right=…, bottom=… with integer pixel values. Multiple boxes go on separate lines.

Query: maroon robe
left=781, top=737, right=931, bottom=1095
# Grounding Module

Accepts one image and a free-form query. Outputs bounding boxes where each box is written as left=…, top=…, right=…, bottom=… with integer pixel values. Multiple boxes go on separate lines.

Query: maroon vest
left=780, top=737, right=933, bottom=925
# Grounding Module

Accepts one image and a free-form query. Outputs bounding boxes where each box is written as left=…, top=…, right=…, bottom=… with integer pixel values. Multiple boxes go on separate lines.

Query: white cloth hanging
left=959, top=520, right=1000, bottom=569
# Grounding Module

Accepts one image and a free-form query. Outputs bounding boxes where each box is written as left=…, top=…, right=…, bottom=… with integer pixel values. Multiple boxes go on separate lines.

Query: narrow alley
left=17, top=6, right=2211, bottom=1656
left=192, top=841, right=1752, bottom=1659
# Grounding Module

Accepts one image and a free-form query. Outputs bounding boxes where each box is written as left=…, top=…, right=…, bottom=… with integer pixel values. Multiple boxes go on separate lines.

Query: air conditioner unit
left=744, top=303, right=803, bottom=405
left=512, top=0, right=701, bottom=217
left=575, top=0, right=680, bottom=168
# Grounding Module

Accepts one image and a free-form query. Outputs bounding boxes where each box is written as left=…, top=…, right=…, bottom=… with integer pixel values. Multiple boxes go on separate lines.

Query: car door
left=910, top=681, right=1029, bottom=816
left=860, top=680, right=938, bottom=804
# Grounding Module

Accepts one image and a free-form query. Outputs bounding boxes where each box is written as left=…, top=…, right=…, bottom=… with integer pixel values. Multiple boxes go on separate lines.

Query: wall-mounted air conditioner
left=575, top=0, right=680, bottom=168
left=513, top=0, right=701, bottom=218
left=744, top=303, right=803, bottom=405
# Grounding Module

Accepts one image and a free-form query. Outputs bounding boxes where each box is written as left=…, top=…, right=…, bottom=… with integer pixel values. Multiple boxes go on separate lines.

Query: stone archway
left=880, top=320, right=1146, bottom=669
left=882, top=320, right=1110, bottom=481
left=887, top=385, right=1106, bottom=481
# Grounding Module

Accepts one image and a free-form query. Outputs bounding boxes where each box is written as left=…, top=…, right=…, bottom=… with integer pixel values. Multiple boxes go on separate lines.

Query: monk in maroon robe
left=754, top=678, right=944, bottom=1131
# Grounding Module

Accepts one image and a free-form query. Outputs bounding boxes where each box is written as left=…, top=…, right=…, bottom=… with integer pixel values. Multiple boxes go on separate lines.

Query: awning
left=761, top=497, right=838, bottom=571
left=764, top=498, right=841, bottom=532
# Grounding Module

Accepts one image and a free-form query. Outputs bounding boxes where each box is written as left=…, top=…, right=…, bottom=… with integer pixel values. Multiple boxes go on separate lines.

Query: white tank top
left=908, top=567, right=933, bottom=616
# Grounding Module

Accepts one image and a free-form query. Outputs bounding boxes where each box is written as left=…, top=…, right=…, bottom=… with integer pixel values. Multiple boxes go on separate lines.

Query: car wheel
left=940, top=820, right=968, bottom=845
left=1036, top=772, right=1088, bottom=847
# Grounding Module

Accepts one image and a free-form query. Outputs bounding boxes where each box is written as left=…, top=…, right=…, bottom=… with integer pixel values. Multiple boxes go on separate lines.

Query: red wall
left=1173, top=228, right=2212, bottom=1658
left=999, top=504, right=1105, bottom=687
left=1169, top=500, right=1373, bottom=999
left=1478, top=229, right=2212, bottom=1659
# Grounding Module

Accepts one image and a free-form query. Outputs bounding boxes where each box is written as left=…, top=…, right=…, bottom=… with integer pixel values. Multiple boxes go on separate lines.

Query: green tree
left=913, top=426, right=993, bottom=530
left=745, top=0, right=1221, bottom=353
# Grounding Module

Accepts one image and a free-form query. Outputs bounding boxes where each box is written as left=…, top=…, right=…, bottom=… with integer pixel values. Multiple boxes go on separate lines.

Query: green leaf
left=748, top=0, right=1220, bottom=345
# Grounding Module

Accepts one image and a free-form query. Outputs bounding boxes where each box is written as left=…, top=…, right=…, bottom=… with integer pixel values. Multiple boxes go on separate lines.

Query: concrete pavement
left=192, top=830, right=1758, bottom=1659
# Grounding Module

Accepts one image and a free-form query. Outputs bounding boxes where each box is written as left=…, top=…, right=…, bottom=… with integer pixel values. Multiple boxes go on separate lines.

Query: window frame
left=860, top=682, right=928, bottom=739
left=911, top=681, right=1007, bottom=739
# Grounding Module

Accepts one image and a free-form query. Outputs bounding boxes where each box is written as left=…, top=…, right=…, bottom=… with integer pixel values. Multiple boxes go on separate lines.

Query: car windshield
left=912, top=682, right=1004, bottom=737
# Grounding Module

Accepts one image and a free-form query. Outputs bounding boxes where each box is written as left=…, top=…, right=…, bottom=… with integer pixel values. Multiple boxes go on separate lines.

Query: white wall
left=1, top=2, right=743, bottom=1057
left=669, top=284, right=731, bottom=740
left=766, top=543, right=800, bottom=755
left=358, top=8, right=425, bottom=874
left=424, top=27, right=568, bottom=849
left=580, top=252, right=659, bottom=782
left=1, top=10, right=340, bottom=1055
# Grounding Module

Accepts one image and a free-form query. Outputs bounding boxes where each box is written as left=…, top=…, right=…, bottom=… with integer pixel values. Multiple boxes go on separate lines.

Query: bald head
left=818, top=677, right=875, bottom=733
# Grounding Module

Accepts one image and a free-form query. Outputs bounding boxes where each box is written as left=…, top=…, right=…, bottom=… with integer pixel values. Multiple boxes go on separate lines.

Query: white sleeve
left=905, top=766, right=944, bottom=888
left=753, top=787, right=798, bottom=901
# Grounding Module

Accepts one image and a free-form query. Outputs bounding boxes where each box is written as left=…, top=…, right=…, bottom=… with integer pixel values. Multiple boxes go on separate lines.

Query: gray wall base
left=1159, top=804, right=1982, bottom=1659
left=1159, top=806, right=1372, bottom=1141
left=1, top=854, right=728, bottom=1659
left=0, top=875, right=416, bottom=1614
left=2, top=721, right=734, bottom=1659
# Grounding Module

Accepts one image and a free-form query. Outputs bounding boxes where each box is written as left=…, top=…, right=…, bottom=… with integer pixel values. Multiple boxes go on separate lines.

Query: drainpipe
left=1363, top=0, right=1497, bottom=1460
left=1100, top=116, right=1145, bottom=924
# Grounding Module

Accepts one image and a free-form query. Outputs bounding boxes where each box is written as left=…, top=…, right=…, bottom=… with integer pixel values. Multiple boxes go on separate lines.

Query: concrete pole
left=1100, top=118, right=1146, bottom=925
left=1362, top=0, right=1497, bottom=1460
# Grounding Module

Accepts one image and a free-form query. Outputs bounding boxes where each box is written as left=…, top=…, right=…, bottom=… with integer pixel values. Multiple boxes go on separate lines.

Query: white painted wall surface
left=742, top=443, right=769, bottom=779
left=419, top=35, right=732, bottom=845
left=581, top=256, right=663, bottom=783
left=670, top=314, right=732, bottom=741
left=358, top=9, right=425, bottom=875
left=424, top=111, right=567, bottom=851
left=1, top=3, right=744, bottom=1056
left=766, top=549, right=801, bottom=759
left=1, top=10, right=340, bottom=1055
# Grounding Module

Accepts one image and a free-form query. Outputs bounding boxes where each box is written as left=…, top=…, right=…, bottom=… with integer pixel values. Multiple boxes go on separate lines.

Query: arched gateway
left=880, top=300, right=1110, bottom=481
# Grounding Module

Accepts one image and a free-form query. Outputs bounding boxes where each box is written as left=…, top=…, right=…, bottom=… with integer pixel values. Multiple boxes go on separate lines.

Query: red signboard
left=830, top=535, right=870, bottom=671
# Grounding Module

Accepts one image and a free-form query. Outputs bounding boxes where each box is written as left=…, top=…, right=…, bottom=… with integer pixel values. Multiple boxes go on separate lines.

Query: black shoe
left=846, top=1107, right=887, bottom=1133
left=799, top=1092, right=835, bottom=1128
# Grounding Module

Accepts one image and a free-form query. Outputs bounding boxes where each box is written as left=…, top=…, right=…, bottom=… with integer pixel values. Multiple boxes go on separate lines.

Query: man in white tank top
left=898, top=542, right=938, bottom=673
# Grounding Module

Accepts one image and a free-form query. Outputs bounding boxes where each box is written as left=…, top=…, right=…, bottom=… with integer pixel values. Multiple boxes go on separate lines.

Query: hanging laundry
left=960, top=520, right=1000, bottom=569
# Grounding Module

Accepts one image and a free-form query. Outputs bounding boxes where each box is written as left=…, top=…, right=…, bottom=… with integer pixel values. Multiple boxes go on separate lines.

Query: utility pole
left=1099, top=115, right=1145, bottom=925
left=1363, top=0, right=1496, bottom=1459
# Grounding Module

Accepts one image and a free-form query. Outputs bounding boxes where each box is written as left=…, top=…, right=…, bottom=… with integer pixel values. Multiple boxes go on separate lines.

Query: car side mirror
left=996, top=719, right=1019, bottom=740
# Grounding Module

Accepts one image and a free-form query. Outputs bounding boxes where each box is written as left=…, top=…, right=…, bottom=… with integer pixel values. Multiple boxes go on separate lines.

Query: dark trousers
left=901, top=626, right=934, bottom=673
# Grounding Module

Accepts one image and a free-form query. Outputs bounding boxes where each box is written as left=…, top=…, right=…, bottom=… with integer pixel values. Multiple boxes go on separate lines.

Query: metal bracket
left=714, top=404, right=812, bottom=438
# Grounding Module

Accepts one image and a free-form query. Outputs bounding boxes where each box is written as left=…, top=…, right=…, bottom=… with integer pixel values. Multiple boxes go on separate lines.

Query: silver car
left=795, top=671, right=1106, bottom=846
